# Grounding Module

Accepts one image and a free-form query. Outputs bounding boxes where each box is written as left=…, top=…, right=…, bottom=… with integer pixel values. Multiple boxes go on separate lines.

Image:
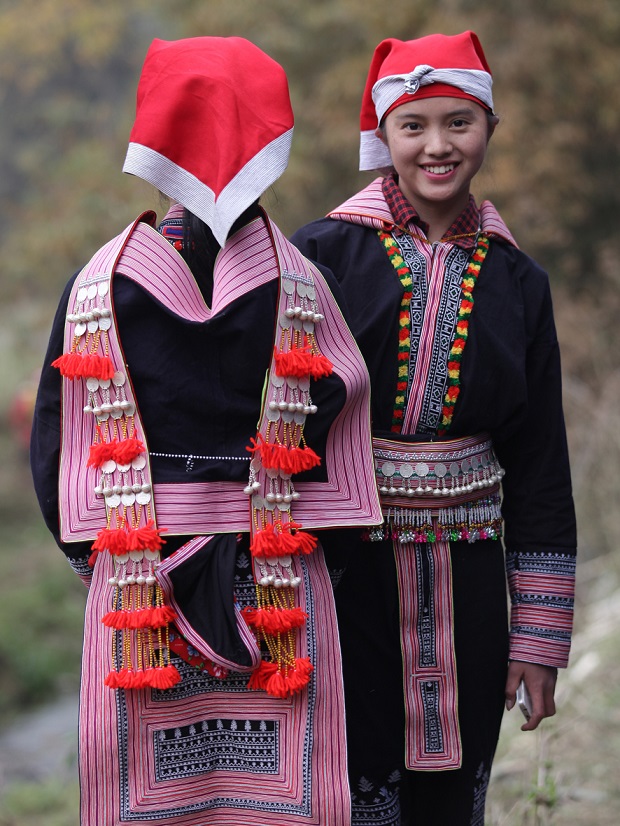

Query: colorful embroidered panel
left=381, top=231, right=471, bottom=435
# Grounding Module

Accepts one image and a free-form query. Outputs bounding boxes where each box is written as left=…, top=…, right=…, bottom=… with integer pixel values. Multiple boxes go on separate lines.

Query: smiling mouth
left=422, top=163, right=456, bottom=174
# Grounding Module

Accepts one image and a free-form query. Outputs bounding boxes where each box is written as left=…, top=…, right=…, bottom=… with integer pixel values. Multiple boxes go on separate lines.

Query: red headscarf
left=123, top=37, right=294, bottom=245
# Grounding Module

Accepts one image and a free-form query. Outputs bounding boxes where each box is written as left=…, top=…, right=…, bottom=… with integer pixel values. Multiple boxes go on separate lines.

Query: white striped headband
left=372, top=64, right=494, bottom=124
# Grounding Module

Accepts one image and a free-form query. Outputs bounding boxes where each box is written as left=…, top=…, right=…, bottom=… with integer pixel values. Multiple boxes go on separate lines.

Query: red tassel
left=105, top=664, right=181, bottom=691
left=276, top=521, right=318, bottom=556
left=91, top=526, right=128, bottom=555
left=105, top=668, right=137, bottom=689
left=249, top=523, right=281, bottom=557
left=253, top=442, right=321, bottom=475
left=276, top=529, right=299, bottom=555
left=285, top=445, right=321, bottom=474
left=264, top=658, right=314, bottom=697
left=291, top=530, right=318, bottom=556
left=242, top=605, right=307, bottom=634
left=87, top=440, right=118, bottom=468
left=127, top=521, right=166, bottom=552
left=147, top=665, right=182, bottom=689
left=274, top=347, right=333, bottom=380
left=247, top=659, right=278, bottom=691
left=102, top=606, right=176, bottom=629
left=52, top=352, right=116, bottom=380
left=113, top=437, right=145, bottom=465
left=287, top=657, right=314, bottom=693
left=307, top=353, right=333, bottom=379
left=149, top=605, right=178, bottom=627
left=265, top=669, right=288, bottom=698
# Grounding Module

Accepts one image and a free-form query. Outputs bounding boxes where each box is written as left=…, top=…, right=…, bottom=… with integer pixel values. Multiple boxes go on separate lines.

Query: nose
left=424, top=127, right=452, bottom=157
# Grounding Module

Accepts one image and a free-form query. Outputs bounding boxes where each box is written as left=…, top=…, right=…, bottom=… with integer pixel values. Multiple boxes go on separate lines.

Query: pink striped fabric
left=507, top=569, right=574, bottom=667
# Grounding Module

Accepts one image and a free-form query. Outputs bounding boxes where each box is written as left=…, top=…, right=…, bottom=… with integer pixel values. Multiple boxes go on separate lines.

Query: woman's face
left=377, top=96, right=496, bottom=220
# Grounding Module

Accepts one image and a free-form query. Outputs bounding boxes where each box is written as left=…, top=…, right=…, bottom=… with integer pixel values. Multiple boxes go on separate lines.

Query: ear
left=375, top=126, right=388, bottom=146
left=487, top=114, right=499, bottom=141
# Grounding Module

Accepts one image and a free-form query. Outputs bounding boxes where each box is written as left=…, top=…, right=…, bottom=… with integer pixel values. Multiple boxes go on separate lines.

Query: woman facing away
left=30, top=36, right=383, bottom=825
left=291, top=31, right=577, bottom=826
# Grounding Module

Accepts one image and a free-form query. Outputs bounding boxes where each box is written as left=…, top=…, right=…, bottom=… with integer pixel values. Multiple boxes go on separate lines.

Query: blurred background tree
left=0, top=1, right=618, bottom=816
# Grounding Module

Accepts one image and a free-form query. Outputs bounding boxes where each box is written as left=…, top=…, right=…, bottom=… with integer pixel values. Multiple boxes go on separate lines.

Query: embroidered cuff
left=506, top=550, right=576, bottom=668
left=66, top=555, right=93, bottom=588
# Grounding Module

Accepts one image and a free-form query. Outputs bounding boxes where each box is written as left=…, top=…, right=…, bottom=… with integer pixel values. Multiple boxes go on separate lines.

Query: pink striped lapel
left=479, top=200, right=518, bottom=247
left=328, top=177, right=392, bottom=228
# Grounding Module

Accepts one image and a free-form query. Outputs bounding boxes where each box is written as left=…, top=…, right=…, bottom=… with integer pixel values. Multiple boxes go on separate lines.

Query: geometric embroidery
left=66, top=555, right=93, bottom=583
left=415, top=543, right=437, bottom=668
left=395, top=234, right=470, bottom=435
left=506, top=549, right=576, bottom=579
left=152, top=656, right=256, bottom=701
left=420, top=679, right=444, bottom=753
left=154, top=718, right=279, bottom=780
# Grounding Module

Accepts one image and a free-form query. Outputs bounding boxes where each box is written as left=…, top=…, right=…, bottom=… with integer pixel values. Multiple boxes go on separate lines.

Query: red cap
left=359, top=32, right=493, bottom=171
left=123, top=37, right=294, bottom=245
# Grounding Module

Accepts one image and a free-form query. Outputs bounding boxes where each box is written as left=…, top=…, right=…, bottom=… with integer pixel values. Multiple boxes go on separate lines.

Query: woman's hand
left=505, top=660, right=558, bottom=731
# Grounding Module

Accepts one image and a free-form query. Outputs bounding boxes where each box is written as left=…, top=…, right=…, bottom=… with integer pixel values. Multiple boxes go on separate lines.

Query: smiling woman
left=291, top=30, right=577, bottom=826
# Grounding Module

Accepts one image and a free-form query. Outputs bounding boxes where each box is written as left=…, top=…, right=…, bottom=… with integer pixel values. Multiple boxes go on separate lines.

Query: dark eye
left=451, top=118, right=468, bottom=128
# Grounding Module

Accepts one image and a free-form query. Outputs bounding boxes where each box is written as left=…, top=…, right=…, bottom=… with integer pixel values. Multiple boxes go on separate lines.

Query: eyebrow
left=393, top=106, right=477, bottom=121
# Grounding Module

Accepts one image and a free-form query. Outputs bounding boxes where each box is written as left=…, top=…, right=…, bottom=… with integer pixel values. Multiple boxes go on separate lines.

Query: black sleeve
left=30, top=274, right=92, bottom=564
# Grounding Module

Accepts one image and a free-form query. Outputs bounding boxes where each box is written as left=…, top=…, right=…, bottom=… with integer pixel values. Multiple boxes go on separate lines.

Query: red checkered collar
left=382, top=172, right=480, bottom=250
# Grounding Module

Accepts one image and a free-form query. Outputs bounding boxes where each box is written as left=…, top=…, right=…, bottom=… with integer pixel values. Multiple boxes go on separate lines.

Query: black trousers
left=324, top=533, right=509, bottom=826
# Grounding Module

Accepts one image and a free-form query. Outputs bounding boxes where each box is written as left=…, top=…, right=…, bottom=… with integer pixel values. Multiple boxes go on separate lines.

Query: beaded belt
left=367, top=433, right=505, bottom=543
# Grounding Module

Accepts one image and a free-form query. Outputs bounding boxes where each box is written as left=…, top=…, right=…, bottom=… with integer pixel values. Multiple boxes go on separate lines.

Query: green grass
left=0, top=779, right=79, bottom=826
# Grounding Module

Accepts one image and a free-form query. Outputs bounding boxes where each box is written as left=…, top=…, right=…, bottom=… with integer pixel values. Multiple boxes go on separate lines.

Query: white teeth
left=425, top=164, right=455, bottom=174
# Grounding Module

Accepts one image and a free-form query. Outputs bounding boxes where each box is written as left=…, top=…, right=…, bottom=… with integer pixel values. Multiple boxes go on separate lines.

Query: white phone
left=516, top=679, right=532, bottom=721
